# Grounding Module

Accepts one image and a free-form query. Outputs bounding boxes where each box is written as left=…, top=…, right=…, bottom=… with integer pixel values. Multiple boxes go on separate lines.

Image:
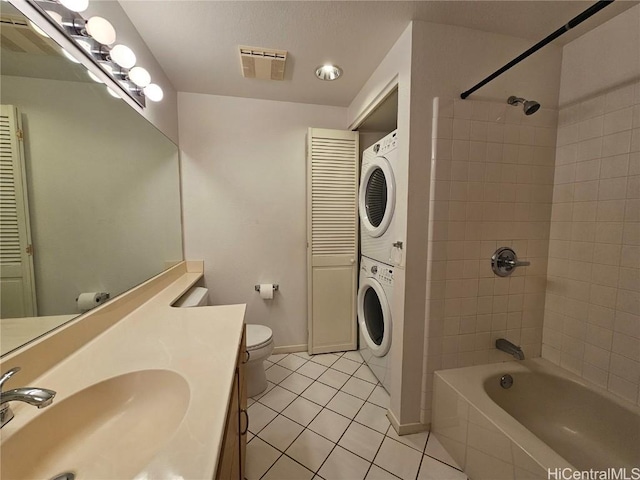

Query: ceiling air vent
left=0, top=14, right=58, bottom=55
left=239, top=46, right=287, bottom=81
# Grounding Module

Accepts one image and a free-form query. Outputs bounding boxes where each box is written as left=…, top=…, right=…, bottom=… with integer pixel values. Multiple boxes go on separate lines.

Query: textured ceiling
left=119, top=1, right=638, bottom=106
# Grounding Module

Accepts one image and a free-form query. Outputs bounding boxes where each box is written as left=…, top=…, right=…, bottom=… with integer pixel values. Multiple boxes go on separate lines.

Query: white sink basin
left=1, top=369, right=190, bottom=480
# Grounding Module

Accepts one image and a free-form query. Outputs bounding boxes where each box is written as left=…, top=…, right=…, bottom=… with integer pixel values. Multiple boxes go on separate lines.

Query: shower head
left=507, top=96, right=540, bottom=115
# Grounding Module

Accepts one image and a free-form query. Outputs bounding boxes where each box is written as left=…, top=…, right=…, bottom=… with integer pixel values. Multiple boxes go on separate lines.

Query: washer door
left=357, top=277, right=391, bottom=357
left=359, top=157, right=395, bottom=238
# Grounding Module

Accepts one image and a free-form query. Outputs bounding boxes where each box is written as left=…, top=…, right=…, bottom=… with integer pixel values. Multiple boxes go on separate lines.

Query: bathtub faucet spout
left=496, top=338, right=525, bottom=360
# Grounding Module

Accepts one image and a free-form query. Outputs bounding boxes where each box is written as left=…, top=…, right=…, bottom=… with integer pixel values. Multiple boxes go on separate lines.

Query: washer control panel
left=374, top=130, right=398, bottom=157
left=377, top=266, right=394, bottom=286
left=361, top=257, right=394, bottom=286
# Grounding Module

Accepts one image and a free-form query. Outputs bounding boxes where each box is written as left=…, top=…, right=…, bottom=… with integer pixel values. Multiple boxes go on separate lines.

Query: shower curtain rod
left=460, top=0, right=615, bottom=99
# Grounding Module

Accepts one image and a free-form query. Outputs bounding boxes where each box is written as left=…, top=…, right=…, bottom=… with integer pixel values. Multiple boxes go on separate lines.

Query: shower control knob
left=491, top=247, right=530, bottom=277
left=371, top=266, right=378, bottom=274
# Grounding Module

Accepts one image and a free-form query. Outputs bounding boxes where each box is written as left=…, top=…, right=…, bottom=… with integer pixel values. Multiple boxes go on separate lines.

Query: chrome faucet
left=495, top=338, right=525, bottom=360
left=0, top=367, right=56, bottom=428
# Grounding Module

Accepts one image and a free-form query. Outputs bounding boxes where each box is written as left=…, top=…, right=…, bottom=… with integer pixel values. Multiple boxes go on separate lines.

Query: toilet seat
left=246, top=324, right=273, bottom=351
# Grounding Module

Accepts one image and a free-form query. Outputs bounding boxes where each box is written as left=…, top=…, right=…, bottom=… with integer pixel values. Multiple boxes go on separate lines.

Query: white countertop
left=1, top=268, right=246, bottom=479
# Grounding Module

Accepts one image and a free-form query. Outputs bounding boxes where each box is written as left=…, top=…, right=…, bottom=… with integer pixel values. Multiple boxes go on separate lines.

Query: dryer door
left=357, top=277, right=391, bottom=356
left=359, top=157, right=395, bottom=238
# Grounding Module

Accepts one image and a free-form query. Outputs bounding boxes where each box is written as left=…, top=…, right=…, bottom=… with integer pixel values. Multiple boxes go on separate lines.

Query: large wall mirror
left=0, top=2, right=183, bottom=356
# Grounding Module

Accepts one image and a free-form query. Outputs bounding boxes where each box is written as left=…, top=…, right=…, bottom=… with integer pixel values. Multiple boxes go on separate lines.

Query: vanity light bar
left=27, top=0, right=163, bottom=106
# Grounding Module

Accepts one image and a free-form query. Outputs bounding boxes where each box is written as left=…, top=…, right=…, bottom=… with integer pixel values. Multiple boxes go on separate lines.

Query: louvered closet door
left=307, top=128, right=358, bottom=354
left=0, top=105, right=36, bottom=318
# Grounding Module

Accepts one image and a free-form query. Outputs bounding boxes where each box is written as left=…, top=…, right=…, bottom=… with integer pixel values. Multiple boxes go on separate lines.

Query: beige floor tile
left=417, top=455, right=467, bottom=480
left=311, top=353, right=341, bottom=367
left=386, top=427, right=429, bottom=453
left=326, top=391, right=366, bottom=419
left=319, top=446, right=370, bottom=480
left=282, top=396, right=323, bottom=426
left=279, top=372, right=315, bottom=394
left=367, top=385, right=390, bottom=409
left=317, top=368, right=351, bottom=389
left=338, top=421, right=385, bottom=461
left=341, top=376, right=376, bottom=399
left=374, top=437, right=423, bottom=480
left=262, top=455, right=315, bottom=480
left=353, top=364, right=379, bottom=384
left=278, top=354, right=309, bottom=371
left=354, top=402, right=390, bottom=434
left=258, top=415, right=304, bottom=451
left=286, top=429, right=335, bottom=472
left=366, top=464, right=403, bottom=480
left=342, top=350, right=365, bottom=364
left=308, top=408, right=351, bottom=442
left=266, top=364, right=293, bottom=384
left=245, top=437, right=280, bottom=480
left=424, top=434, right=463, bottom=470
left=259, top=385, right=298, bottom=412
left=298, top=361, right=329, bottom=379
left=247, top=401, right=278, bottom=434
left=301, top=381, right=338, bottom=406
left=332, top=357, right=362, bottom=375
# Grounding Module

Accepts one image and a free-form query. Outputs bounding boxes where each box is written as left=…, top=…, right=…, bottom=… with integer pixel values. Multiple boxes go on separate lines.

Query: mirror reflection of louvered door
left=0, top=105, right=36, bottom=318
left=306, top=128, right=359, bottom=354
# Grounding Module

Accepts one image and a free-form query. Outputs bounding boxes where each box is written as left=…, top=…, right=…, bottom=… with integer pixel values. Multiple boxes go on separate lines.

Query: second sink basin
left=1, top=369, right=190, bottom=480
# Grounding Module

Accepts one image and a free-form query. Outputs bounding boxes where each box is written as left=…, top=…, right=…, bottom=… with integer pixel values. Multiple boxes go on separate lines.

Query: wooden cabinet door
left=239, top=328, right=247, bottom=479
left=216, top=368, right=240, bottom=480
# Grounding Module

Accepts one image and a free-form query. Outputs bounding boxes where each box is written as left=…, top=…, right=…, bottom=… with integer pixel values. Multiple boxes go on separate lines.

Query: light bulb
left=46, top=11, right=64, bottom=27
left=61, top=48, right=81, bottom=63
left=28, top=20, right=49, bottom=38
left=109, top=44, right=136, bottom=69
left=143, top=83, right=163, bottom=102
left=106, top=87, right=121, bottom=99
left=315, top=64, right=342, bottom=81
left=85, top=16, right=116, bottom=45
left=128, top=66, right=150, bottom=87
left=59, top=0, right=88, bottom=13
left=87, top=70, right=103, bottom=83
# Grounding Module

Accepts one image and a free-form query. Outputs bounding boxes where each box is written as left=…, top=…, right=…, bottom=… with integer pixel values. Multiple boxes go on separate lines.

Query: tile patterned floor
left=246, top=351, right=468, bottom=480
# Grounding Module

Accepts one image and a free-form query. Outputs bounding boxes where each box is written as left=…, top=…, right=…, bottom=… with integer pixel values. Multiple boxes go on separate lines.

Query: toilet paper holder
left=254, top=284, right=279, bottom=292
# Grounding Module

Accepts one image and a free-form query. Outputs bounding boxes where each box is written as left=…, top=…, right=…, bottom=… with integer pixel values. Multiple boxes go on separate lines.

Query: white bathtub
left=432, top=358, right=640, bottom=480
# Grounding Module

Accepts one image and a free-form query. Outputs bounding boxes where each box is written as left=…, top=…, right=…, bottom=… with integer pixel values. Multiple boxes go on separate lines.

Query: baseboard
left=386, top=408, right=430, bottom=435
left=273, top=344, right=307, bottom=355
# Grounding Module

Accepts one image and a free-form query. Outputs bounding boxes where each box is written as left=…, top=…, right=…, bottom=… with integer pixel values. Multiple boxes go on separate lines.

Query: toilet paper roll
left=259, top=284, right=274, bottom=300
left=77, top=292, right=109, bottom=312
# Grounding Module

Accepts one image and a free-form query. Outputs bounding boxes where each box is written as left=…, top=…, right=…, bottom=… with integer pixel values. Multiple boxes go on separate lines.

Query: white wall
left=414, top=22, right=562, bottom=425
left=1, top=76, right=183, bottom=316
left=179, top=93, right=346, bottom=348
left=349, top=20, right=563, bottom=429
left=543, top=5, right=640, bottom=405
left=559, top=4, right=640, bottom=107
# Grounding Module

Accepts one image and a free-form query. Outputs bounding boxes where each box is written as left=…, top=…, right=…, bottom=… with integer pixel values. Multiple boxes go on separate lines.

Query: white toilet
left=245, top=324, right=274, bottom=397
left=175, top=287, right=274, bottom=398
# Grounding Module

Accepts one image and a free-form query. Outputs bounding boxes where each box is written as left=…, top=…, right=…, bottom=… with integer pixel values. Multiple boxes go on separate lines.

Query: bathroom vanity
left=0, top=261, right=247, bottom=480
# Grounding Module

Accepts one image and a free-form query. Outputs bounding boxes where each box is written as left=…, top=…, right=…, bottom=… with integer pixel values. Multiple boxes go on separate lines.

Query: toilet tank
left=173, top=286, right=209, bottom=307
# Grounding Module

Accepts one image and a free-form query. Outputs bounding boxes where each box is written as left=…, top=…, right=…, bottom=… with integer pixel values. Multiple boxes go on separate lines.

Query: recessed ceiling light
left=315, top=64, right=342, bottom=81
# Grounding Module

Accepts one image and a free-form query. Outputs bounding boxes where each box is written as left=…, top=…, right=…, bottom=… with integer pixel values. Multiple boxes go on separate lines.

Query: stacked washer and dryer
left=357, top=130, right=399, bottom=393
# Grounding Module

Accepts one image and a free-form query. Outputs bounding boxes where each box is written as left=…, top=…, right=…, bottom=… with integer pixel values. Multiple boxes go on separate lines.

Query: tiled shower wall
left=542, top=81, right=640, bottom=405
left=421, top=98, right=558, bottom=423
